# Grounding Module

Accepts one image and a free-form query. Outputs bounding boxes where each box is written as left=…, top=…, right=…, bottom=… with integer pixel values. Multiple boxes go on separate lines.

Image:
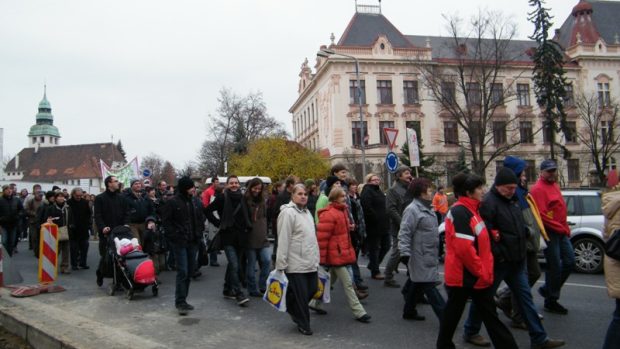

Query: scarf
left=220, top=190, right=251, bottom=231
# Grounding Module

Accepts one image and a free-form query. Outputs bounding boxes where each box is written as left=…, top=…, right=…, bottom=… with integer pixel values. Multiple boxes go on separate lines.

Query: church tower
left=28, top=85, right=61, bottom=148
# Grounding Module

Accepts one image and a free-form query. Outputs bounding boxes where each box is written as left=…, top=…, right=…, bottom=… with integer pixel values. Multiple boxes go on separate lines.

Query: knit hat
left=324, top=176, right=340, bottom=195
left=1, top=184, right=9, bottom=191
left=304, top=179, right=315, bottom=187
left=503, top=156, right=526, bottom=177
left=130, top=178, right=141, bottom=187
left=495, top=167, right=519, bottom=186
left=177, top=176, right=195, bottom=193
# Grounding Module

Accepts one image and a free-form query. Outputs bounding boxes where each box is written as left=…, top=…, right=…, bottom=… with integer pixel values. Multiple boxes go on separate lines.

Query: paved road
left=3, top=240, right=613, bottom=348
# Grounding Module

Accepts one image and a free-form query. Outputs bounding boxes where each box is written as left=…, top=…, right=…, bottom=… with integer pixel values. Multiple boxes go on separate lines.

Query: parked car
left=437, top=189, right=605, bottom=274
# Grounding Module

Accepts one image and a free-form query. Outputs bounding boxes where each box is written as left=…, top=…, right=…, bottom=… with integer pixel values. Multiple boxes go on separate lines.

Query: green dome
left=28, top=124, right=60, bottom=137
left=39, top=95, right=51, bottom=110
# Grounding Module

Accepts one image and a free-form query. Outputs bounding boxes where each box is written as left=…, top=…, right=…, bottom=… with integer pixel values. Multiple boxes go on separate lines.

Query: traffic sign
left=143, top=179, right=152, bottom=187
left=385, top=151, right=399, bottom=173
left=383, top=128, right=399, bottom=150
left=142, top=168, right=152, bottom=178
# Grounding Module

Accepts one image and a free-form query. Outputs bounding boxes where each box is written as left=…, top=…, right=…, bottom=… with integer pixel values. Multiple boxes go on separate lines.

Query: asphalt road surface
left=4, top=240, right=612, bottom=348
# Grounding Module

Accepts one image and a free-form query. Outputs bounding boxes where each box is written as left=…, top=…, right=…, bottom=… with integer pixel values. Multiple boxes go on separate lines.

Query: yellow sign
left=267, top=281, right=283, bottom=305
left=313, top=278, right=324, bottom=299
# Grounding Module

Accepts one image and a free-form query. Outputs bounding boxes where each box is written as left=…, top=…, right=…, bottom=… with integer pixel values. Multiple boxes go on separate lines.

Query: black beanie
left=177, top=176, right=195, bottom=193
left=495, top=167, right=519, bottom=186
left=325, top=176, right=339, bottom=195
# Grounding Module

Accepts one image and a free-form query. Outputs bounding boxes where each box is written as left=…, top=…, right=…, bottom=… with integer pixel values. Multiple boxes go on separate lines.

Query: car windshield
left=581, top=196, right=602, bottom=216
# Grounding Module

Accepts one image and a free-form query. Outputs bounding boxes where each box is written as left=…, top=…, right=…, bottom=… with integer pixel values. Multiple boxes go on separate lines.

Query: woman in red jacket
left=314, top=188, right=371, bottom=323
left=436, top=173, right=517, bottom=349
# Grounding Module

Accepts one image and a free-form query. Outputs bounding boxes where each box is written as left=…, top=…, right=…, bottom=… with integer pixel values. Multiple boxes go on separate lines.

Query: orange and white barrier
left=38, top=223, right=59, bottom=284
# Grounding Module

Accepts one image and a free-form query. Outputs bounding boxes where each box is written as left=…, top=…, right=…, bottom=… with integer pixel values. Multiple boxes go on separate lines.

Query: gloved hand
left=400, top=255, right=410, bottom=265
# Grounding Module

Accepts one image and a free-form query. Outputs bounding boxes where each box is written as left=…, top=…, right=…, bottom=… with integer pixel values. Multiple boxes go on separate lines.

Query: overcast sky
left=0, top=0, right=577, bottom=168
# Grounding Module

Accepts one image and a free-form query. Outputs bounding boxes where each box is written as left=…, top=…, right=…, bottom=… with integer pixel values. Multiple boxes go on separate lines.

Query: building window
left=491, top=83, right=503, bottom=105
left=32, top=137, right=36, bottom=144
left=564, top=83, right=574, bottom=107
left=40, top=136, right=44, bottom=143
left=568, top=159, right=580, bottom=182
left=352, top=121, right=368, bottom=146
left=377, top=80, right=393, bottom=104
left=598, top=82, right=611, bottom=107
left=349, top=80, right=366, bottom=104
left=441, top=81, right=456, bottom=105
left=403, top=81, right=419, bottom=104
left=379, top=121, right=396, bottom=145
left=517, top=84, right=530, bottom=106
left=565, top=121, right=578, bottom=143
left=470, top=121, right=481, bottom=145
left=520, top=121, right=534, bottom=143
left=602, top=121, right=613, bottom=145
left=543, top=124, right=553, bottom=144
left=493, top=121, right=507, bottom=145
left=406, top=121, right=422, bottom=141
left=525, top=160, right=536, bottom=183
left=466, top=83, right=481, bottom=106
left=444, top=121, right=459, bottom=145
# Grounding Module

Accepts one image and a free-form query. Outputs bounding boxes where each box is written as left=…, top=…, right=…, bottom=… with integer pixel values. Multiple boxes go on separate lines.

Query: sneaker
left=463, top=334, right=491, bottom=347
left=531, top=339, right=566, bottom=349
left=236, top=293, right=250, bottom=306
left=182, top=303, right=195, bottom=310
left=355, top=289, right=369, bottom=300
left=356, top=314, right=372, bottom=323
left=384, top=279, right=401, bottom=288
left=544, top=301, right=568, bottom=315
left=177, top=306, right=189, bottom=316
left=402, top=312, right=425, bottom=321
left=223, top=290, right=236, bottom=300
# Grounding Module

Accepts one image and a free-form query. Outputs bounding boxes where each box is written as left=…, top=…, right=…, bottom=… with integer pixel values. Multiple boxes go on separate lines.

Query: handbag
left=198, top=238, right=209, bottom=266
left=207, top=231, right=222, bottom=253
left=58, top=226, right=69, bottom=242
left=605, top=229, right=620, bottom=260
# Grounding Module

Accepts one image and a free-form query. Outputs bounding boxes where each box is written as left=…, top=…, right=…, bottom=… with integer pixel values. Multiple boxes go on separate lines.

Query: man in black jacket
left=162, top=177, right=204, bottom=315
left=67, top=187, right=92, bottom=270
left=384, top=166, right=413, bottom=288
left=94, top=176, right=130, bottom=286
left=0, top=184, right=24, bottom=256
left=462, top=168, right=565, bottom=349
left=124, top=179, right=155, bottom=244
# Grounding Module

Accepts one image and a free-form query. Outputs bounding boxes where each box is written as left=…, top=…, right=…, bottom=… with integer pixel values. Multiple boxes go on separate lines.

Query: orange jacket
left=316, top=202, right=356, bottom=267
left=432, top=192, right=449, bottom=214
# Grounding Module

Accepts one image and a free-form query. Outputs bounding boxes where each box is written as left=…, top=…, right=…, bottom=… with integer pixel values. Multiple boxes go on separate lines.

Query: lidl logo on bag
left=313, top=278, right=324, bottom=299
left=268, top=281, right=283, bottom=305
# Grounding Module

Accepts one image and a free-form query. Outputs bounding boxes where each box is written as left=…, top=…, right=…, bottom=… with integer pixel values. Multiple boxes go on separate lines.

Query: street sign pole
left=383, top=128, right=400, bottom=184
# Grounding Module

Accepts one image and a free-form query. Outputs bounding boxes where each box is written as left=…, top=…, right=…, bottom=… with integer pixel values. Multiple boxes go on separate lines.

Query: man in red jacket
left=530, top=159, right=574, bottom=315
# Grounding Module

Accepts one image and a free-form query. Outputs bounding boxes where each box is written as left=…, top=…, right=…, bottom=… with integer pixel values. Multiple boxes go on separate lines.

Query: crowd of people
left=1, top=155, right=620, bottom=349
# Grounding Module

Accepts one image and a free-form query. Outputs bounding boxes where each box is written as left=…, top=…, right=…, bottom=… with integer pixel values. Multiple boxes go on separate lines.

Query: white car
left=437, top=189, right=605, bottom=274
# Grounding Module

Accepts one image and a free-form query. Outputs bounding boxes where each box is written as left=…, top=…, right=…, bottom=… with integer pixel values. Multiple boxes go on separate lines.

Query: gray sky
left=0, top=0, right=576, bottom=168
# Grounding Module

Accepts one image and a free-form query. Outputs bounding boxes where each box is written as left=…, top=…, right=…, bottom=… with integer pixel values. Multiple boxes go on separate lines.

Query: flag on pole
left=407, top=128, right=420, bottom=167
left=100, top=157, right=140, bottom=189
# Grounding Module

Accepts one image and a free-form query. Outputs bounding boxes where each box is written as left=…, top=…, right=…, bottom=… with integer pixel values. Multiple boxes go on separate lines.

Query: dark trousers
left=70, top=238, right=89, bottom=267
left=171, top=243, right=197, bottom=306
left=1, top=226, right=17, bottom=256
left=224, top=245, right=243, bottom=294
left=541, top=233, right=575, bottom=304
left=437, top=286, right=517, bottom=349
left=285, top=272, right=318, bottom=331
left=366, top=234, right=390, bottom=276
left=404, top=281, right=446, bottom=321
left=30, top=223, right=40, bottom=257
left=496, top=250, right=542, bottom=322
left=603, top=299, right=620, bottom=349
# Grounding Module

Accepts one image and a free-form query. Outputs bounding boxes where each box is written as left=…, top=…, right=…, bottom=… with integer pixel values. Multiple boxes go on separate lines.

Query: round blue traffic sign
left=385, top=151, right=399, bottom=173
left=142, top=168, right=152, bottom=178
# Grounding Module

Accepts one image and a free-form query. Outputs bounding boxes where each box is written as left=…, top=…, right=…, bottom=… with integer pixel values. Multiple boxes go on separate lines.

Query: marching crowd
left=1, top=156, right=620, bottom=349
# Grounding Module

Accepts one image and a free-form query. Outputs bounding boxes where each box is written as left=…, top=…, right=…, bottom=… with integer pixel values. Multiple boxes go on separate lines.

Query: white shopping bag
left=313, top=267, right=331, bottom=303
left=263, top=270, right=288, bottom=312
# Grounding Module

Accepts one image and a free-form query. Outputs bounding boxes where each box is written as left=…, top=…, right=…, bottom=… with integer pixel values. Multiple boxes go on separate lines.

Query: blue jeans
left=541, top=233, right=575, bottom=303
left=224, top=245, right=242, bottom=294
left=403, top=281, right=446, bottom=321
left=171, top=243, right=197, bottom=306
left=246, top=247, right=270, bottom=294
left=1, top=226, right=17, bottom=257
left=603, top=299, right=620, bottom=349
left=464, top=260, right=548, bottom=345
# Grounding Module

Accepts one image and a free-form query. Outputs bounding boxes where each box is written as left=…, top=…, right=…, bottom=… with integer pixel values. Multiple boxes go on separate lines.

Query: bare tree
left=416, top=10, right=528, bottom=175
left=197, top=88, right=288, bottom=176
left=140, top=153, right=165, bottom=185
left=160, top=161, right=176, bottom=186
left=574, top=93, right=620, bottom=185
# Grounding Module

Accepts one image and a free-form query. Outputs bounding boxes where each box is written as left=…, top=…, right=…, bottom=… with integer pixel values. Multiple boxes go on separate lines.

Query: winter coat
left=480, top=187, right=528, bottom=263
left=386, top=180, right=413, bottom=235
left=603, top=190, right=620, bottom=299
left=123, top=190, right=155, bottom=224
left=247, top=197, right=269, bottom=249
left=162, top=194, right=205, bottom=247
left=398, top=198, right=440, bottom=283
left=530, top=177, right=571, bottom=236
left=94, top=190, right=130, bottom=235
left=444, top=196, right=494, bottom=289
left=0, top=194, right=24, bottom=230
left=45, top=202, right=71, bottom=228
left=204, top=191, right=250, bottom=248
left=316, top=202, right=356, bottom=267
left=275, top=202, right=319, bottom=273
left=349, top=193, right=366, bottom=242
left=67, top=198, right=92, bottom=240
left=360, top=184, right=389, bottom=236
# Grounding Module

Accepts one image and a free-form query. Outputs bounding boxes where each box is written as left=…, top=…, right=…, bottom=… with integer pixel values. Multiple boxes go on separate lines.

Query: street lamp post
left=317, top=49, right=367, bottom=180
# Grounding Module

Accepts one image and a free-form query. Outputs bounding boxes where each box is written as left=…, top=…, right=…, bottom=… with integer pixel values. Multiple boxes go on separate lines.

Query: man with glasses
left=94, top=175, right=130, bottom=287
left=530, top=160, right=574, bottom=315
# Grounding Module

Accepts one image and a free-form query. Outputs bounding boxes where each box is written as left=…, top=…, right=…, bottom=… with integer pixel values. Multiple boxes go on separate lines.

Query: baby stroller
left=107, top=226, right=158, bottom=300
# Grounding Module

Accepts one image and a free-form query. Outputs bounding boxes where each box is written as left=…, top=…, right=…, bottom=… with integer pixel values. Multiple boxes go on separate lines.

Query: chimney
left=34, top=142, right=39, bottom=153
left=15, top=154, right=19, bottom=170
